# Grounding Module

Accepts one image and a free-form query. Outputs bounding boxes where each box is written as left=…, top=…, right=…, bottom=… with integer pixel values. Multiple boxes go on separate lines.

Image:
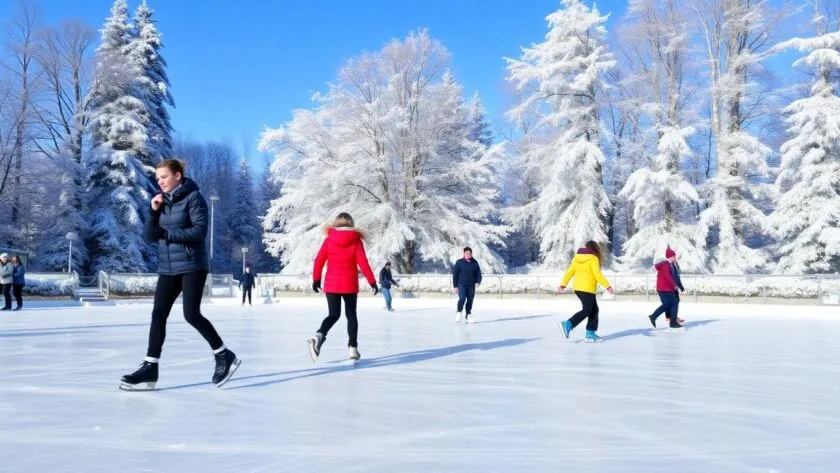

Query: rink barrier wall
left=254, top=273, right=840, bottom=305
left=21, top=272, right=840, bottom=305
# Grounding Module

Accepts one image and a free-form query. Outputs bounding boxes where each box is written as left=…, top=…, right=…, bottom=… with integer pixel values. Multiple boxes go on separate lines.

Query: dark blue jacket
left=453, top=258, right=482, bottom=288
left=379, top=267, right=398, bottom=289
left=670, top=262, right=684, bottom=292
left=144, top=178, right=210, bottom=276
left=12, top=264, right=25, bottom=285
left=239, top=271, right=255, bottom=290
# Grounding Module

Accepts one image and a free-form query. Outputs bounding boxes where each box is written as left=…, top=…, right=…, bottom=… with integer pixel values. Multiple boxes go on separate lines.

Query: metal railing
left=97, top=271, right=111, bottom=301
left=255, top=272, right=840, bottom=305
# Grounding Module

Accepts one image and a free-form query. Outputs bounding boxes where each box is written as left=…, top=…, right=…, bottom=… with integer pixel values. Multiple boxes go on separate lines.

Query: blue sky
left=0, top=0, right=632, bottom=158
left=0, top=0, right=803, bottom=160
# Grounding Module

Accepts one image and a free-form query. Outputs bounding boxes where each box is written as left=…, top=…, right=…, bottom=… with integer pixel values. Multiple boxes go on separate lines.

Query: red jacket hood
left=326, top=227, right=363, bottom=248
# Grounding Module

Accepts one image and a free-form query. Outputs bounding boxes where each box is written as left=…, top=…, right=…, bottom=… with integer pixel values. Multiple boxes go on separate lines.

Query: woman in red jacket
left=308, top=212, right=378, bottom=361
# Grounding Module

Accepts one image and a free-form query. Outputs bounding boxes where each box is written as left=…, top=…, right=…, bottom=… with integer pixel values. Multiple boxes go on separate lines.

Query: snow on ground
left=1, top=296, right=839, bottom=472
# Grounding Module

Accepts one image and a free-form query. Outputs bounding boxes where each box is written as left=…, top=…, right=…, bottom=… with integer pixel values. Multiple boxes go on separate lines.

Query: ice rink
left=1, top=295, right=839, bottom=472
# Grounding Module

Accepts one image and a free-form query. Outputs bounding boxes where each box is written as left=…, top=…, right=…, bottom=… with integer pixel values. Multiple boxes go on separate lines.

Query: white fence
left=256, top=273, right=840, bottom=305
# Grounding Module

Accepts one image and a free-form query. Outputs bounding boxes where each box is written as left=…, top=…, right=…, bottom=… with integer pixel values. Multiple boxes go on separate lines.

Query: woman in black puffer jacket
left=120, top=159, right=240, bottom=391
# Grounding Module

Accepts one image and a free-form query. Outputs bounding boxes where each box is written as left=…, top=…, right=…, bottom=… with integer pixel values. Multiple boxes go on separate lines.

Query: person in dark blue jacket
left=452, top=247, right=482, bottom=324
left=378, top=261, right=399, bottom=311
left=121, top=159, right=240, bottom=391
left=11, top=255, right=24, bottom=310
left=240, top=264, right=256, bottom=306
left=665, top=247, right=685, bottom=324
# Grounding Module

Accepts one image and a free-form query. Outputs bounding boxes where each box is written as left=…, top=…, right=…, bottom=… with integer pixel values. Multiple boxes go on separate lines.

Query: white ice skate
left=455, top=312, right=462, bottom=323
left=466, top=314, right=476, bottom=324
left=349, top=346, right=361, bottom=361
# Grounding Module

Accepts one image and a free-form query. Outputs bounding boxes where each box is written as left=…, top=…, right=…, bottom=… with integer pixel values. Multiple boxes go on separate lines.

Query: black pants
left=2, top=284, right=11, bottom=309
left=13, top=284, right=22, bottom=308
left=652, top=291, right=679, bottom=324
left=242, top=288, right=252, bottom=305
left=456, top=284, right=476, bottom=314
left=146, top=271, right=224, bottom=359
left=318, top=293, right=358, bottom=348
left=568, top=291, right=599, bottom=331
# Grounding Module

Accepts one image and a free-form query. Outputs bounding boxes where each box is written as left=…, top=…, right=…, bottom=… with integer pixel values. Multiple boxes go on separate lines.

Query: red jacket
left=654, top=260, right=677, bottom=292
left=313, top=228, right=376, bottom=294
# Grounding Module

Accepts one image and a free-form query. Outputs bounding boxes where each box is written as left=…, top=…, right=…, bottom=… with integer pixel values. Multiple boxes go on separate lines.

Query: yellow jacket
left=561, top=250, right=612, bottom=294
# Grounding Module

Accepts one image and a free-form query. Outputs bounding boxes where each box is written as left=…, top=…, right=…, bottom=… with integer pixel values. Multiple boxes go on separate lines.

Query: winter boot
left=308, top=332, right=325, bottom=361
left=120, top=361, right=159, bottom=391
left=559, top=320, right=572, bottom=340
left=584, top=330, right=603, bottom=343
left=348, top=346, right=361, bottom=360
left=212, top=349, right=241, bottom=387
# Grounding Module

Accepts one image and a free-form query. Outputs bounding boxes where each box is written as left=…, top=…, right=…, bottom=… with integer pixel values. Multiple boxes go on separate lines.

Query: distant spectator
left=11, top=255, right=24, bottom=311
left=0, top=254, right=13, bottom=310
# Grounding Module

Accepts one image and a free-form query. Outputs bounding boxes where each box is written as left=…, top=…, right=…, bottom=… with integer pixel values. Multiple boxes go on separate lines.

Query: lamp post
left=65, top=231, right=78, bottom=273
left=241, top=247, right=249, bottom=274
left=209, top=194, right=219, bottom=270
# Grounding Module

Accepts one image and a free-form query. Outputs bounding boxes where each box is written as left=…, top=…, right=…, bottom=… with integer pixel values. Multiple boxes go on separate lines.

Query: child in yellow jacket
left=558, top=241, right=613, bottom=343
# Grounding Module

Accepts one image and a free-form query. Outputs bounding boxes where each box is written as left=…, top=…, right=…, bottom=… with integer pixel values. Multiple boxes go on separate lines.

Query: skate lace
left=214, top=354, right=227, bottom=375
left=134, top=362, right=153, bottom=375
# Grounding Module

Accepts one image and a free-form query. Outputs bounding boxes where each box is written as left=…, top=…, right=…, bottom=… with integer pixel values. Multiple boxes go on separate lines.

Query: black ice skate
left=212, top=349, right=241, bottom=387
left=648, top=315, right=656, bottom=328
left=668, top=321, right=685, bottom=332
left=307, top=332, right=325, bottom=361
left=120, top=361, right=159, bottom=391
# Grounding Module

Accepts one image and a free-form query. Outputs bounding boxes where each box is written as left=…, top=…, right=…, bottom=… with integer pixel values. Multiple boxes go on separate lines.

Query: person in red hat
left=665, top=247, right=685, bottom=324
left=648, top=247, right=684, bottom=330
left=307, top=212, right=378, bottom=362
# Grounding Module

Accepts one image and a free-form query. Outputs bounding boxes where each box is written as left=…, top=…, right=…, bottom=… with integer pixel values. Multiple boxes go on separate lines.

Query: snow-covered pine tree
left=128, top=0, right=174, bottom=166
left=259, top=31, right=507, bottom=274
left=35, top=155, right=89, bottom=272
left=504, top=0, right=615, bottom=268
left=227, top=158, right=261, bottom=272
left=84, top=0, right=156, bottom=273
left=771, top=8, right=840, bottom=274
left=616, top=0, right=706, bottom=271
left=694, top=0, right=776, bottom=273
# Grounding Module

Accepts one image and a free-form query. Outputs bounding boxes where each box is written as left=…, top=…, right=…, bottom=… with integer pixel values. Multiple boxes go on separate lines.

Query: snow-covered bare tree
left=127, top=0, right=173, bottom=166
left=260, top=31, right=507, bottom=274
left=32, top=20, right=95, bottom=272
left=504, top=0, right=615, bottom=268
left=256, top=158, right=281, bottom=273
left=84, top=0, right=155, bottom=273
left=615, top=0, right=706, bottom=271
left=770, top=2, right=840, bottom=273
left=693, top=0, right=782, bottom=273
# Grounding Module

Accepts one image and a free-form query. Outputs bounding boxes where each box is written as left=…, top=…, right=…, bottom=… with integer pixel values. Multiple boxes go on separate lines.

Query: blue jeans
left=652, top=292, right=679, bottom=325
left=382, top=287, right=392, bottom=309
left=457, top=284, right=476, bottom=314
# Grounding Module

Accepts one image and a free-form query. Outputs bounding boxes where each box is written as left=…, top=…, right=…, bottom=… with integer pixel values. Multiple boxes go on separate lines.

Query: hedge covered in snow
left=24, top=274, right=76, bottom=297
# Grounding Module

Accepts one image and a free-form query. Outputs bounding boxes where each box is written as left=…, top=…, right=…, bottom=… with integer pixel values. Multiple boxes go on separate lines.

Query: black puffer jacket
left=144, top=178, right=210, bottom=275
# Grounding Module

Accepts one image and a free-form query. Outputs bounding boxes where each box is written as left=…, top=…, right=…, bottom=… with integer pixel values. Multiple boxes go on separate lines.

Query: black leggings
left=146, top=271, right=224, bottom=359
left=317, top=293, right=358, bottom=348
left=2, top=284, right=10, bottom=309
left=568, top=291, right=599, bottom=332
left=13, top=284, right=22, bottom=307
left=242, top=288, right=252, bottom=305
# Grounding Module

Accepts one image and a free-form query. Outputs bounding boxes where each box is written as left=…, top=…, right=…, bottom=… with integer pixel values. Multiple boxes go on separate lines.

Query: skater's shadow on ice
left=226, top=337, right=539, bottom=390
left=474, top=314, right=555, bottom=324
left=601, top=319, right=720, bottom=342
left=0, top=322, right=154, bottom=338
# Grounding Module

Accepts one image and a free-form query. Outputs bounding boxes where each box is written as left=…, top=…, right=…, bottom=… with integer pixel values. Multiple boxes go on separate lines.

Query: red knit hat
left=665, top=247, right=676, bottom=258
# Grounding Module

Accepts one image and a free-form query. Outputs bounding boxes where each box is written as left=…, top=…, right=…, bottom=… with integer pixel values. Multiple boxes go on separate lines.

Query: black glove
left=312, top=280, right=321, bottom=293
left=370, top=283, right=379, bottom=295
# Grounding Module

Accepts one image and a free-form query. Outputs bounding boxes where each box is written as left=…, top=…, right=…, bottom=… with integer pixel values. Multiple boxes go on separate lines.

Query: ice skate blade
left=119, top=381, right=157, bottom=391
left=215, top=358, right=242, bottom=388
left=584, top=337, right=603, bottom=343
left=667, top=327, right=685, bottom=332
left=307, top=338, right=319, bottom=362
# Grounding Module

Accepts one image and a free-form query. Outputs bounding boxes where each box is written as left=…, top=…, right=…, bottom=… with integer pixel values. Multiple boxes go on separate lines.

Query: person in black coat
left=452, top=247, right=482, bottom=324
left=378, top=261, right=399, bottom=311
left=240, top=264, right=256, bottom=306
left=120, top=159, right=240, bottom=391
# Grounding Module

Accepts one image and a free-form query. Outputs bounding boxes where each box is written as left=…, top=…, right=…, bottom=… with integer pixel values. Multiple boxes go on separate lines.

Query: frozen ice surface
left=2, top=296, right=839, bottom=473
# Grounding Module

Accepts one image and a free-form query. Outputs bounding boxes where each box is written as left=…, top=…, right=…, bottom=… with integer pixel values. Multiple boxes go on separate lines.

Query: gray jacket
left=0, top=262, right=13, bottom=284
left=144, top=178, right=210, bottom=276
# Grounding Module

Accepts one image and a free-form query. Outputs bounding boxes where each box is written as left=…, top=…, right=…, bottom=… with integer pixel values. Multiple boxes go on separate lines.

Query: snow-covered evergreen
left=260, top=31, right=508, bottom=274
left=504, top=0, right=615, bottom=268
left=256, top=159, right=282, bottom=273
left=35, top=156, right=89, bottom=272
left=84, top=0, right=155, bottom=273
left=771, top=24, right=840, bottom=274
left=128, top=0, right=174, bottom=166
left=227, top=158, right=262, bottom=270
left=615, top=0, right=705, bottom=271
